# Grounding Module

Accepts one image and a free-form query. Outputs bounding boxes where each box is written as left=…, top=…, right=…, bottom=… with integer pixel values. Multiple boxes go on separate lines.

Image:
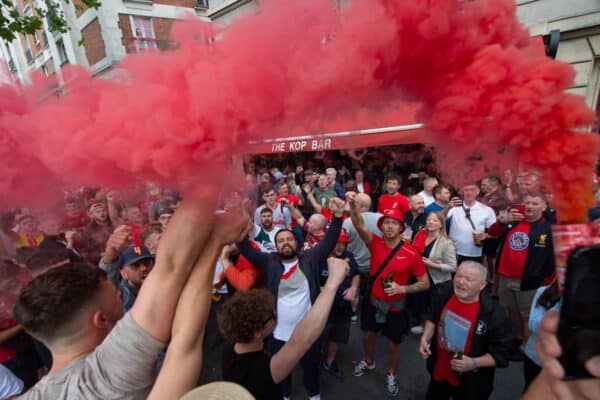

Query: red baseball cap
left=377, top=209, right=406, bottom=234
left=337, top=228, right=350, bottom=243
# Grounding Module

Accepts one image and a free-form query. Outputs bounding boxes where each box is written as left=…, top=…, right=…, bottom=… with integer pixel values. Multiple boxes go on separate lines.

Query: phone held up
left=558, top=245, right=600, bottom=380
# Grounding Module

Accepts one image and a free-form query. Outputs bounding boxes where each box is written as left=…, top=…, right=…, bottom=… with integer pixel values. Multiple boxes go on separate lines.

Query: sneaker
left=353, top=359, right=376, bottom=376
left=386, top=372, right=399, bottom=396
left=410, top=325, right=424, bottom=335
left=351, top=312, right=358, bottom=323
left=323, top=361, right=344, bottom=381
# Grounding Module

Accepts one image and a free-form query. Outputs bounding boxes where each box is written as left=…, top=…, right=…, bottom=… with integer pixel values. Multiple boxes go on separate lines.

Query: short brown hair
left=387, top=174, right=401, bottom=185
left=13, top=262, right=106, bottom=344
left=219, top=289, right=274, bottom=343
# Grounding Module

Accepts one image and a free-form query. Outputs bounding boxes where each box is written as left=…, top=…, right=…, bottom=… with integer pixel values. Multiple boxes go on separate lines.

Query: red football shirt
left=368, top=236, right=426, bottom=303
left=377, top=193, right=410, bottom=214
left=497, top=221, right=531, bottom=280
left=433, top=294, right=480, bottom=387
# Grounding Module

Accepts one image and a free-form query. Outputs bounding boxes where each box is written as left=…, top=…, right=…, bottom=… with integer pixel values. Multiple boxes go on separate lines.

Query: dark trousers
left=269, top=337, right=320, bottom=397
left=425, top=378, right=470, bottom=400
left=523, top=356, right=541, bottom=391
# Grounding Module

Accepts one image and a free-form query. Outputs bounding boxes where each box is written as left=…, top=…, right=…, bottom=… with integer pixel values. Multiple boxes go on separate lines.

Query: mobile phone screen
left=558, top=245, right=600, bottom=379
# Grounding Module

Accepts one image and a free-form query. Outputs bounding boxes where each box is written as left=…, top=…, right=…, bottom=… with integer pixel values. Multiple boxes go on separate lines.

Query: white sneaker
left=309, top=395, right=321, bottom=400
left=386, top=373, right=399, bottom=396
left=410, top=325, right=424, bottom=335
left=353, top=359, right=376, bottom=376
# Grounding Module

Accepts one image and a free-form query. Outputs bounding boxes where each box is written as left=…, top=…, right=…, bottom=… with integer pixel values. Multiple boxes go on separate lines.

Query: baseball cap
left=377, top=209, right=406, bottom=234
left=337, top=228, right=350, bottom=243
left=88, top=199, right=105, bottom=211
left=119, top=245, right=154, bottom=269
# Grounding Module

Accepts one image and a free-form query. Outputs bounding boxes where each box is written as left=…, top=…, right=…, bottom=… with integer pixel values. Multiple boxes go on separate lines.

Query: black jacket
left=425, top=281, right=518, bottom=400
left=494, top=218, right=555, bottom=290
left=237, top=216, right=342, bottom=305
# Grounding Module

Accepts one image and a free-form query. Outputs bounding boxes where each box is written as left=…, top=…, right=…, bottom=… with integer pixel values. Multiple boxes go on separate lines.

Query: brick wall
left=44, top=59, right=55, bottom=75
left=119, top=14, right=175, bottom=54
left=81, top=18, right=106, bottom=66
left=73, top=0, right=90, bottom=18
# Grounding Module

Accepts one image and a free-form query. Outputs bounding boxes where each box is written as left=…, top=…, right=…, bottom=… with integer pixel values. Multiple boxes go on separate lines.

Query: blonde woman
left=414, top=211, right=457, bottom=285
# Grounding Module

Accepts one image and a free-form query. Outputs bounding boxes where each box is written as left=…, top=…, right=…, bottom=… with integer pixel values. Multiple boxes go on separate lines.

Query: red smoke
left=0, top=0, right=597, bottom=221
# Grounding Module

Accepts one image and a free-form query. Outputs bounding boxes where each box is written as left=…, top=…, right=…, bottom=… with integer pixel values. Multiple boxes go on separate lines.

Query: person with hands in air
left=219, top=257, right=351, bottom=400
left=236, top=197, right=346, bottom=400
left=347, top=191, right=429, bottom=397
left=147, top=202, right=253, bottom=400
left=12, top=195, right=217, bottom=400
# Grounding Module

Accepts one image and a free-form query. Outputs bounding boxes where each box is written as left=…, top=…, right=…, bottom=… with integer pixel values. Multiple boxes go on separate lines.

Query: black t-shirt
left=222, top=345, right=282, bottom=400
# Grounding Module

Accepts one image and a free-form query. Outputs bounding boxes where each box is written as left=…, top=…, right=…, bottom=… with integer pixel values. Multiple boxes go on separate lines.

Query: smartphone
left=558, top=245, right=600, bottom=380
left=515, top=204, right=526, bottom=215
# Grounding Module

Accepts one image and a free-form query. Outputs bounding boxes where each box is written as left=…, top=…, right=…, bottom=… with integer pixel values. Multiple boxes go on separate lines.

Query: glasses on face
left=261, top=311, right=276, bottom=325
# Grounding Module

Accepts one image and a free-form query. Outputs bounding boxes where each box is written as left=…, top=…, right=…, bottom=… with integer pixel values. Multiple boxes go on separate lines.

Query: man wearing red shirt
left=419, top=261, right=516, bottom=400
left=377, top=175, right=410, bottom=214
left=348, top=193, right=429, bottom=396
left=487, top=193, right=555, bottom=345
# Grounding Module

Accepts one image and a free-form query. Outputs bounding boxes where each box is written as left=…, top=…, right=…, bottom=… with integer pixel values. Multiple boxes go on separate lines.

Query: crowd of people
left=0, top=146, right=599, bottom=399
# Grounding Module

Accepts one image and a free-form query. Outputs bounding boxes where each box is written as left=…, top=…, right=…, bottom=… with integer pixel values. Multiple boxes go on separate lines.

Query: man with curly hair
left=219, top=257, right=349, bottom=400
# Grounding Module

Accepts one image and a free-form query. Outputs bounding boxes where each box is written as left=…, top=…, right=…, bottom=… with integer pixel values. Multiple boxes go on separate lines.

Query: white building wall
left=517, top=0, right=600, bottom=109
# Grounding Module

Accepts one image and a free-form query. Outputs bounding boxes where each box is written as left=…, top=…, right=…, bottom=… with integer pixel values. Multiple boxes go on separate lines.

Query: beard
left=277, top=244, right=297, bottom=260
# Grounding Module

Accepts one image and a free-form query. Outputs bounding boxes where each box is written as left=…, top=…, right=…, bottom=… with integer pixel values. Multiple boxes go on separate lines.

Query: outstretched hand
left=329, top=197, right=345, bottom=217
left=213, top=200, right=254, bottom=245
left=326, top=257, right=349, bottom=288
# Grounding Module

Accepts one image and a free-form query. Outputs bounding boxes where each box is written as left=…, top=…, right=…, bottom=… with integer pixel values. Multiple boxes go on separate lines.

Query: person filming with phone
left=486, top=192, right=555, bottom=355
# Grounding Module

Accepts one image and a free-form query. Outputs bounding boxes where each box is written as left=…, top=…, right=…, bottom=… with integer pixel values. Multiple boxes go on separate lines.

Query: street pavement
left=289, top=320, right=525, bottom=400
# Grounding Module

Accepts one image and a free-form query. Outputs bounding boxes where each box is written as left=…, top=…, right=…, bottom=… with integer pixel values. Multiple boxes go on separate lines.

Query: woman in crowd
left=414, top=211, right=457, bottom=286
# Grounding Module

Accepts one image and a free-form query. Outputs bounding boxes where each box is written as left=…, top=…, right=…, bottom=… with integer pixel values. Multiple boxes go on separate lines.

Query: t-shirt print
left=439, top=309, right=472, bottom=353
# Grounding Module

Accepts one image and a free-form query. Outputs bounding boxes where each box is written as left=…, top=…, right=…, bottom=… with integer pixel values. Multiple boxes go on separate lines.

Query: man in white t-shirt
left=254, top=187, right=291, bottom=230
left=253, top=208, right=281, bottom=253
left=417, top=177, right=438, bottom=207
left=447, top=184, right=496, bottom=265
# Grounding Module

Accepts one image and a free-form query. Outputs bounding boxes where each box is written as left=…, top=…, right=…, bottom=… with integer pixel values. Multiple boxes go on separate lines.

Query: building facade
left=517, top=0, right=600, bottom=116
left=2, top=1, right=600, bottom=112
left=0, top=0, right=256, bottom=83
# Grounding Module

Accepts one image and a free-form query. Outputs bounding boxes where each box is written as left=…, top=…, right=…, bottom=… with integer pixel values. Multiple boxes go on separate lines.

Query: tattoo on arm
left=404, top=281, right=427, bottom=294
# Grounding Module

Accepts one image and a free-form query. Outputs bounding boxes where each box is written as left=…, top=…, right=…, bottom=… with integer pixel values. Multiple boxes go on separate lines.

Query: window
left=130, top=16, right=157, bottom=52
left=195, top=0, right=209, bottom=8
left=56, top=39, right=69, bottom=66
left=41, top=64, right=48, bottom=76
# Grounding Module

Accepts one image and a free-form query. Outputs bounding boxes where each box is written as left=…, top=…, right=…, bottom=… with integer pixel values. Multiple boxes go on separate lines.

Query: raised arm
left=303, top=184, right=323, bottom=213
left=130, top=195, right=216, bottom=342
left=270, top=257, right=348, bottom=383
left=347, top=191, right=372, bottom=245
left=148, top=207, right=249, bottom=400
left=285, top=201, right=306, bottom=227
left=310, top=198, right=344, bottom=262
left=106, top=191, right=125, bottom=226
